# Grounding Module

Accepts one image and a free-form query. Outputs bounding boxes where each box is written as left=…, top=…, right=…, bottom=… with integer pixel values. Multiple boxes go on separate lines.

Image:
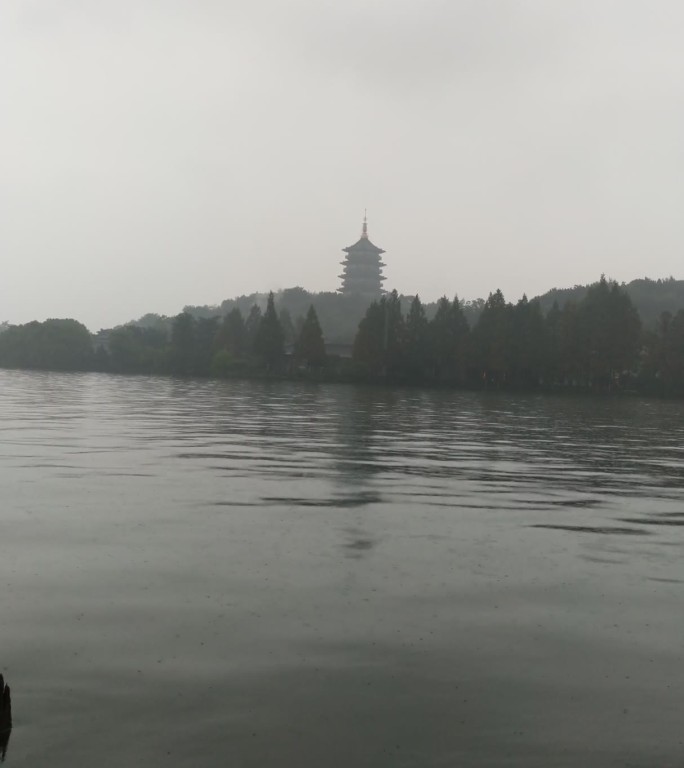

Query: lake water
left=1, top=370, right=683, bottom=767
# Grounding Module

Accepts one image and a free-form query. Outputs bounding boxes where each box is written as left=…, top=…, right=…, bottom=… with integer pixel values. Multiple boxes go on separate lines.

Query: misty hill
left=177, top=289, right=369, bottom=345
left=115, top=291, right=372, bottom=345
left=534, top=277, right=684, bottom=330
left=122, top=277, right=684, bottom=345
left=181, top=288, right=484, bottom=345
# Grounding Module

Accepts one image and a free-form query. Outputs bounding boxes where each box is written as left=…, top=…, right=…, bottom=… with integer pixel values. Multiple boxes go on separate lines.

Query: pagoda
left=338, top=214, right=386, bottom=298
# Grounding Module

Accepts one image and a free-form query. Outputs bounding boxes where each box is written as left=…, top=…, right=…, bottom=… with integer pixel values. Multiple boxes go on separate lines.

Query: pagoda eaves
left=338, top=215, right=387, bottom=298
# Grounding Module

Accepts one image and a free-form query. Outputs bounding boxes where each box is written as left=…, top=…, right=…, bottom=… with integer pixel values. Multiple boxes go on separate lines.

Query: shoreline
left=0, top=364, right=672, bottom=399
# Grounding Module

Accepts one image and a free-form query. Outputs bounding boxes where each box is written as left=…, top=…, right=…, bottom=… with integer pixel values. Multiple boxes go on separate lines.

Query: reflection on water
left=530, top=524, right=652, bottom=535
left=1, top=371, right=684, bottom=766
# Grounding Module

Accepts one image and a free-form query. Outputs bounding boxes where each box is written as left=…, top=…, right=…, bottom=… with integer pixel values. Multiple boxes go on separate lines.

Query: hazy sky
left=2, top=1, right=684, bottom=330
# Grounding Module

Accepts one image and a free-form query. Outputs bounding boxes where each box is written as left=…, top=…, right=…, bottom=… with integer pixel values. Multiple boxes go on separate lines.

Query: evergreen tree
left=544, top=300, right=562, bottom=383
left=384, top=290, right=407, bottom=377
left=578, top=276, right=641, bottom=388
left=244, top=305, right=262, bottom=350
left=352, top=291, right=406, bottom=378
left=471, top=289, right=511, bottom=386
left=429, top=296, right=469, bottom=382
left=429, top=297, right=451, bottom=378
left=254, top=292, right=284, bottom=370
left=194, top=317, right=220, bottom=376
left=509, top=296, right=545, bottom=387
left=558, top=300, right=583, bottom=385
left=109, top=325, right=166, bottom=374
left=661, top=310, right=684, bottom=394
left=640, top=309, right=684, bottom=395
left=170, top=312, right=196, bottom=375
left=218, top=308, right=247, bottom=358
left=405, top=295, right=429, bottom=379
left=294, top=305, right=326, bottom=368
left=352, top=300, right=385, bottom=376
left=278, top=308, right=296, bottom=346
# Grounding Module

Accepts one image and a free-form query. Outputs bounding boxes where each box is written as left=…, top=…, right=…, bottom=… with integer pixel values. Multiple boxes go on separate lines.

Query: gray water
left=1, top=370, right=683, bottom=767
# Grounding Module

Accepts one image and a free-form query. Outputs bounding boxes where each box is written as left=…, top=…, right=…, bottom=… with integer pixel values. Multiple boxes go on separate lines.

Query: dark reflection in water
left=530, top=524, right=651, bottom=536
left=1, top=372, right=684, bottom=767
left=261, top=492, right=382, bottom=509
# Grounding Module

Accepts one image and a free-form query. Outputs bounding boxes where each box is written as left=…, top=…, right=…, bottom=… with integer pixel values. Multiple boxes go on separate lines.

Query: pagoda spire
left=361, top=210, right=368, bottom=239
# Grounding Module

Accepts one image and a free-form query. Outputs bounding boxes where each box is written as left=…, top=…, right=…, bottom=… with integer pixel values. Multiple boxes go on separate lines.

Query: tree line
left=175, top=277, right=684, bottom=340
left=184, top=286, right=486, bottom=346
left=96, top=293, right=324, bottom=377
left=3, top=277, right=684, bottom=395
left=352, top=277, right=641, bottom=390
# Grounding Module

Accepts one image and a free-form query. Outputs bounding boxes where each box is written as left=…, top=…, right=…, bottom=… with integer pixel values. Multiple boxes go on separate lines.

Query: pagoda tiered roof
left=342, top=237, right=385, bottom=255
left=337, top=214, right=387, bottom=297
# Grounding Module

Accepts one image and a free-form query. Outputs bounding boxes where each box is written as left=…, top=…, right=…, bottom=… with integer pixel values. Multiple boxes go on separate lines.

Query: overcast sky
left=2, top=1, right=684, bottom=330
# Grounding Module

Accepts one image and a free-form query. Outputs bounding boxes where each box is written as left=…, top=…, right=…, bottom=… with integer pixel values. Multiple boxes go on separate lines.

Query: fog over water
left=1, top=370, right=683, bottom=766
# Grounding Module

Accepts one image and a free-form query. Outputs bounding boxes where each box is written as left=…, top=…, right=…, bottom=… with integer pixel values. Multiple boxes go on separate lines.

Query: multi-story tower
left=338, top=214, right=386, bottom=298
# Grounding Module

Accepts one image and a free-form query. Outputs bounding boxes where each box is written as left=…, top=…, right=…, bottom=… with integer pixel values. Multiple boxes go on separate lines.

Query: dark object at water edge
left=0, top=674, right=11, bottom=762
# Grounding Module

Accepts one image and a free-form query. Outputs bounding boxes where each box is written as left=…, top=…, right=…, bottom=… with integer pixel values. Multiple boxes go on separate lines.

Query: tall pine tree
left=405, top=295, right=429, bottom=379
left=428, top=296, right=469, bottom=382
left=254, top=292, right=284, bottom=370
left=219, top=307, right=247, bottom=358
left=294, top=305, right=326, bottom=368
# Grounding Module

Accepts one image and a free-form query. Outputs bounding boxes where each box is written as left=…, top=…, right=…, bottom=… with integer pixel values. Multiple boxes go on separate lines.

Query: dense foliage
left=536, top=277, right=684, bottom=330
left=0, top=319, right=93, bottom=371
left=351, top=280, right=642, bottom=390
left=4, top=278, right=684, bottom=395
left=183, top=287, right=486, bottom=344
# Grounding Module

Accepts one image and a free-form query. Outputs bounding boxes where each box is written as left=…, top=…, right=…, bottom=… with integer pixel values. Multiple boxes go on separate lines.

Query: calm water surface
left=1, top=370, right=683, bottom=767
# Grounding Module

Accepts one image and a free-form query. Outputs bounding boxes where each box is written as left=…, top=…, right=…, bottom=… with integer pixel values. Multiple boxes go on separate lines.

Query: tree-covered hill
left=103, top=275, right=684, bottom=352
left=170, top=277, right=684, bottom=343
left=180, top=288, right=484, bottom=345
left=534, top=277, right=684, bottom=330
